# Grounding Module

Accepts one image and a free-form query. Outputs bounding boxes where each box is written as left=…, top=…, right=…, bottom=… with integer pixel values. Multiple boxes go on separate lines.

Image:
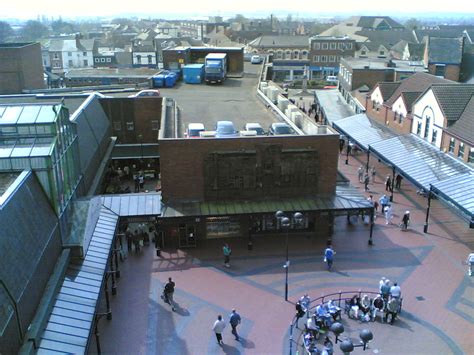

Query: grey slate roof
left=428, top=37, right=463, bottom=64
left=385, top=72, right=452, bottom=107
left=249, top=35, right=310, bottom=48
left=377, top=82, right=400, bottom=102
left=401, top=91, right=422, bottom=112
left=49, top=39, right=96, bottom=52
left=358, top=29, right=416, bottom=49
left=430, top=84, right=474, bottom=122
left=415, top=25, right=474, bottom=42
left=345, top=16, right=405, bottom=30
left=445, top=96, right=474, bottom=144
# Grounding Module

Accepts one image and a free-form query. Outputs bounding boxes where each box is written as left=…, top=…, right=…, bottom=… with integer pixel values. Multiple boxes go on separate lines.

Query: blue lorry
left=204, top=53, right=227, bottom=84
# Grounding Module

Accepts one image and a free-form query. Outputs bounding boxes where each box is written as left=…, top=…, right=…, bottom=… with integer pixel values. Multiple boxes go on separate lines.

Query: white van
left=326, top=75, right=338, bottom=83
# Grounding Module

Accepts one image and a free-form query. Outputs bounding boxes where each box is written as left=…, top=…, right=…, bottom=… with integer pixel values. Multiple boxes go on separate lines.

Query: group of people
left=347, top=278, right=402, bottom=324
left=358, top=165, right=377, bottom=192
left=373, top=194, right=411, bottom=229
left=124, top=223, right=154, bottom=253
left=212, top=309, right=242, bottom=345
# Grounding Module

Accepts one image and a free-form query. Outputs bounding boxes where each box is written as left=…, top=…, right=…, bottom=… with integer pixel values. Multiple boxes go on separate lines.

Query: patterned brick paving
left=91, top=152, right=474, bottom=354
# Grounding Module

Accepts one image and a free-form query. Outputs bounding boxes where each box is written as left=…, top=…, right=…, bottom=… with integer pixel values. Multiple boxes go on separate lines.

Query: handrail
left=288, top=289, right=403, bottom=355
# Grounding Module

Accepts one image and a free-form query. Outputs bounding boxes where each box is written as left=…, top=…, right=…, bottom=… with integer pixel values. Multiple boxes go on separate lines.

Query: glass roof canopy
left=0, top=104, right=60, bottom=125
left=333, top=114, right=397, bottom=150
left=332, top=113, right=474, bottom=226
left=431, top=173, right=474, bottom=221
left=370, top=135, right=472, bottom=191
left=0, top=137, right=55, bottom=159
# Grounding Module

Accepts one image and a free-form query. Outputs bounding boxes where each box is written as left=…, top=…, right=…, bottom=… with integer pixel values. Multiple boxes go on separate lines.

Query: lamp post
left=138, top=134, right=144, bottom=169
left=0, top=279, right=23, bottom=345
left=275, top=211, right=303, bottom=301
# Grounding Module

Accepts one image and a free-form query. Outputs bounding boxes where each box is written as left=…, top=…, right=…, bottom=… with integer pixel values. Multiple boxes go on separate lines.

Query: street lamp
left=275, top=210, right=303, bottom=301
left=138, top=134, right=144, bottom=169
left=331, top=325, right=374, bottom=354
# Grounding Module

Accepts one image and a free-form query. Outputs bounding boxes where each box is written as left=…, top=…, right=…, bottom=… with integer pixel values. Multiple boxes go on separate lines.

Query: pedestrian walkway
left=92, top=152, right=474, bottom=354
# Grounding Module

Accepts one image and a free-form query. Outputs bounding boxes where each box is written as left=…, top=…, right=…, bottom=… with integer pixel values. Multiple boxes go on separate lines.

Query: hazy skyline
left=2, top=0, right=474, bottom=20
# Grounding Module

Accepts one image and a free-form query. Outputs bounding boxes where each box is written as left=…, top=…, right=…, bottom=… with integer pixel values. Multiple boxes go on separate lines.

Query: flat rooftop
left=341, top=57, right=426, bottom=71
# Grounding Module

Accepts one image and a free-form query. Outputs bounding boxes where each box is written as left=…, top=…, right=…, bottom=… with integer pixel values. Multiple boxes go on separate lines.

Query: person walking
left=138, top=173, right=145, bottom=190
left=212, top=315, right=226, bottom=345
left=395, top=174, right=403, bottom=189
left=229, top=309, right=242, bottom=341
left=364, top=173, right=370, bottom=191
left=385, top=175, right=392, bottom=192
left=379, top=194, right=388, bottom=213
left=358, top=165, right=364, bottom=183
left=401, top=211, right=410, bottom=230
left=384, top=204, right=393, bottom=225
left=161, top=277, right=176, bottom=311
left=134, top=175, right=140, bottom=192
left=223, top=243, right=232, bottom=268
left=324, top=245, right=335, bottom=271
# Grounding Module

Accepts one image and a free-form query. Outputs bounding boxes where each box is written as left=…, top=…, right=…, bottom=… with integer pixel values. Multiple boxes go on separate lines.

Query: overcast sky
left=3, top=0, right=474, bottom=19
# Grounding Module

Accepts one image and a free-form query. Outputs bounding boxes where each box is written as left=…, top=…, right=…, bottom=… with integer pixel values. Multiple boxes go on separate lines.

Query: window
left=313, top=55, right=320, bottom=62
left=346, top=43, right=353, bottom=49
left=338, top=43, right=344, bottom=50
left=394, top=112, right=398, bottom=121
left=372, top=100, right=376, bottom=109
left=106, top=58, right=111, bottom=62
left=126, top=122, right=134, bottom=131
left=293, top=50, right=299, bottom=59
left=95, top=58, right=100, bottom=63
left=136, top=55, right=141, bottom=63
left=113, top=121, right=122, bottom=131
left=53, top=53, right=59, bottom=59
left=458, top=142, right=465, bottom=159
left=448, top=138, right=455, bottom=153
left=329, top=55, right=336, bottom=62
left=435, top=65, right=445, bottom=77
left=148, top=55, right=153, bottom=64
left=313, top=42, right=320, bottom=50
left=151, top=120, right=159, bottom=130
left=330, top=42, right=336, bottom=49
left=302, top=51, right=308, bottom=59
left=83, top=51, right=87, bottom=56
left=53, top=62, right=61, bottom=68
left=322, top=43, right=328, bottom=50
left=398, top=113, right=403, bottom=124
left=360, top=50, right=367, bottom=56
left=379, top=50, right=385, bottom=56
left=83, top=59, right=88, bottom=66
left=424, top=117, right=430, bottom=139
left=68, top=52, right=72, bottom=56
left=416, top=121, right=422, bottom=135
left=321, top=56, right=327, bottom=62
left=431, top=129, right=437, bottom=144
left=68, top=60, right=73, bottom=67
left=468, top=148, right=474, bottom=163
left=285, top=50, right=291, bottom=59
left=100, top=58, right=106, bottom=62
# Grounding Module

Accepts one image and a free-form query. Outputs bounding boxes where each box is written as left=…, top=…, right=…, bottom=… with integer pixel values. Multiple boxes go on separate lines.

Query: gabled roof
left=376, top=82, right=400, bottom=102
left=415, top=25, right=474, bottom=43
left=400, top=91, right=422, bottom=112
left=344, top=16, right=405, bottom=30
left=386, top=72, right=452, bottom=107
left=445, top=95, right=474, bottom=144
left=428, top=37, right=464, bottom=64
left=407, top=43, right=425, bottom=60
left=430, top=84, right=474, bottom=122
left=49, top=39, right=95, bottom=52
left=358, top=29, right=416, bottom=48
left=248, top=35, right=310, bottom=48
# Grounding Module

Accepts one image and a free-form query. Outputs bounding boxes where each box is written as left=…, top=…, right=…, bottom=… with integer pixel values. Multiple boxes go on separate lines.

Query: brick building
left=0, top=42, right=44, bottom=94
left=367, top=72, right=451, bottom=134
left=309, top=36, right=355, bottom=79
left=424, top=37, right=464, bottom=81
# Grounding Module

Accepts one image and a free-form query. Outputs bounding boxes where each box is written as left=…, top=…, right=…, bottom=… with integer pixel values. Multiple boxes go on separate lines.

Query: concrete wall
left=159, top=135, right=339, bottom=202
left=0, top=43, right=44, bottom=94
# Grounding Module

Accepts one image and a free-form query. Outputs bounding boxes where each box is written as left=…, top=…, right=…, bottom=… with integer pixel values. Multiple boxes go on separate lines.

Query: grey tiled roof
left=358, top=29, right=416, bottom=48
left=428, top=37, right=463, bottom=64
left=346, top=16, right=405, bottom=30
left=431, top=84, right=474, bottom=122
left=445, top=96, right=474, bottom=144
left=401, top=91, right=422, bottom=112
left=377, top=82, right=400, bottom=102
left=249, top=35, right=310, bottom=48
left=385, top=72, right=452, bottom=106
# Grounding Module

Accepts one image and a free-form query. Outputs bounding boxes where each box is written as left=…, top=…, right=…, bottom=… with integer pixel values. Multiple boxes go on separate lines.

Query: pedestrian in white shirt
left=390, top=282, right=401, bottom=299
left=212, top=315, right=226, bottom=345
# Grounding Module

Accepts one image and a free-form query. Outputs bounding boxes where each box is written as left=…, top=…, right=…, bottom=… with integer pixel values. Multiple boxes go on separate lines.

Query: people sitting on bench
left=326, top=300, right=341, bottom=321
left=359, top=294, right=371, bottom=322
left=348, top=295, right=361, bottom=319
left=371, top=294, right=385, bottom=322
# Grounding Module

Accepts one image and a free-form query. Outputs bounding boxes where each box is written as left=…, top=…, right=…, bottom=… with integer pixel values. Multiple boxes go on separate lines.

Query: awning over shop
left=161, top=185, right=372, bottom=218
left=101, top=193, right=161, bottom=217
left=370, top=135, right=472, bottom=191
left=332, top=113, right=397, bottom=150
left=111, top=144, right=159, bottom=159
left=314, top=90, right=355, bottom=125
left=431, top=173, right=474, bottom=222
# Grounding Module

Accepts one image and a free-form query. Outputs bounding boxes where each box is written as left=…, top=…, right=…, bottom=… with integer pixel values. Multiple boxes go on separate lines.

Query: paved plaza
left=92, top=148, right=474, bottom=355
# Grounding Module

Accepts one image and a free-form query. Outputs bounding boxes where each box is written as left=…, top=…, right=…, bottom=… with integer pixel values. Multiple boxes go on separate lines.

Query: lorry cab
left=204, top=53, right=227, bottom=84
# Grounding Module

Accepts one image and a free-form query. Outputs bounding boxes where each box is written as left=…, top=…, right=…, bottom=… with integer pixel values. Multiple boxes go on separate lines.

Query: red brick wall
left=366, top=102, right=413, bottom=135
left=428, top=64, right=460, bottom=82
left=159, top=135, right=339, bottom=202
left=441, top=132, right=473, bottom=164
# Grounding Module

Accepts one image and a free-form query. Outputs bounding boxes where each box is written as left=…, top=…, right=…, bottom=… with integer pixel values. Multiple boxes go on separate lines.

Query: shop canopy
left=431, top=173, right=474, bottom=222
left=370, top=135, right=472, bottom=191
left=162, top=185, right=373, bottom=218
left=332, top=114, right=397, bottom=151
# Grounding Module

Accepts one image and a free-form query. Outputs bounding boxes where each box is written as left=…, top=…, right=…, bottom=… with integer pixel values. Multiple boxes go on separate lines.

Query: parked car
left=215, top=121, right=239, bottom=138
left=199, top=131, right=217, bottom=138
left=251, top=55, right=263, bottom=64
left=185, top=123, right=205, bottom=138
left=240, top=130, right=258, bottom=137
left=269, top=122, right=295, bottom=135
left=128, top=89, right=161, bottom=98
left=245, top=123, right=266, bottom=135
